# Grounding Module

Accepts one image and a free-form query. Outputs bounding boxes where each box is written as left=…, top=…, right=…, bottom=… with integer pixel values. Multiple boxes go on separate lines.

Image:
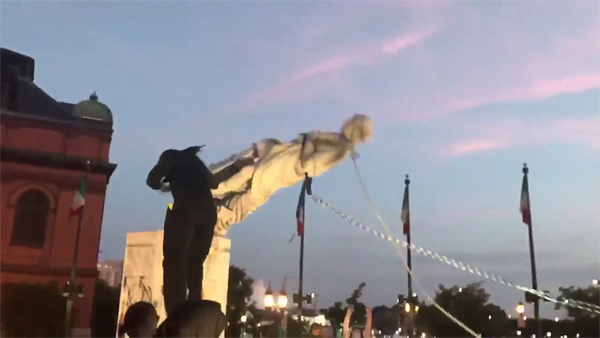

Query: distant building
left=0, top=47, right=117, bottom=337
left=97, top=260, right=123, bottom=287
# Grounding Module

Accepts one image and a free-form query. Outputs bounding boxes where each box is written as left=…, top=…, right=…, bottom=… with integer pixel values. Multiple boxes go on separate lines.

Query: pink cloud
left=447, top=139, right=508, bottom=156
left=288, top=56, right=354, bottom=83
left=382, top=28, right=438, bottom=54
left=446, top=74, right=600, bottom=113
left=238, top=27, right=438, bottom=112
left=443, top=116, right=600, bottom=157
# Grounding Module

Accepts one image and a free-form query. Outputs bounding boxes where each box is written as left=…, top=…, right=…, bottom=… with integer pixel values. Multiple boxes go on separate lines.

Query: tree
left=90, top=279, right=121, bottom=338
left=323, top=301, right=345, bottom=331
left=371, top=305, right=401, bottom=335
left=225, top=265, right=254, bottom=338
left=416, top=282, right=508, bottom=337
left=554, top=285, right=599, bottom=337
left=0, top=282, right=67, bottom=337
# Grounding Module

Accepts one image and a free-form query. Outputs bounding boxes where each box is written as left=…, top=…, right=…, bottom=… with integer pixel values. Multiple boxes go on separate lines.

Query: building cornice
left=0, top=146, right=117, bottom=183
left=1, top=109, right=114, bottom=138
left=1, top=263, right=98, bottom=279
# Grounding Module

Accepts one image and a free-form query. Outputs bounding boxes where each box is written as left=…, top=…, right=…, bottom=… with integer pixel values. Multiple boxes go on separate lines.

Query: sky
left=2, top=0, right=599, bottom=319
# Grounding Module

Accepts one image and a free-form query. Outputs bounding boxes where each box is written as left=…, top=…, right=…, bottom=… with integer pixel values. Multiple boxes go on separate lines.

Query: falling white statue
left=208, top=114, right=373, bottom=235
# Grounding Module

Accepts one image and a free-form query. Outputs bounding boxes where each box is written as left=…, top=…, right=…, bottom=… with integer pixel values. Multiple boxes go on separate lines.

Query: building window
left=10, top=189, right=50, bottom=248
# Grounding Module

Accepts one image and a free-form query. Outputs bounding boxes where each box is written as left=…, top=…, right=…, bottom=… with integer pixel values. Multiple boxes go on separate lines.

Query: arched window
left=10, top=189, right=50, bottom=248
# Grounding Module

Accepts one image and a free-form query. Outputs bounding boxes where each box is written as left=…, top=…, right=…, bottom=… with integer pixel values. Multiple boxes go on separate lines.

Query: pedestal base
left=117, top=231, right=231, bottom=329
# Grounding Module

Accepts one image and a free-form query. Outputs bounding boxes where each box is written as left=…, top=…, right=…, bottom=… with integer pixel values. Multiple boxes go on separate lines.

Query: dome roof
left=72, top=92, right=113, bottom=123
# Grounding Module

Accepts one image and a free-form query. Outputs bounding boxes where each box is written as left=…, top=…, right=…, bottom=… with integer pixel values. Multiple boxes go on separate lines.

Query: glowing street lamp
left=264, top=284, right=275, bottom=308
left=277, top=290, right=288, bottom=309
left=516, top=301, right=527, bottom=330
left=516, top=301, right=525, bottom=315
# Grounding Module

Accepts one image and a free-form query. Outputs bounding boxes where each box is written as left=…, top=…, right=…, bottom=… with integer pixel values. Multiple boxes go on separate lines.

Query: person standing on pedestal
left=146, top=145, right=252, bottom=316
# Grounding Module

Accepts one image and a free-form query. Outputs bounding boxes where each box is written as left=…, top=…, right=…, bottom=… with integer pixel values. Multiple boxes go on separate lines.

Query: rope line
left=311, top=194, right=600, bottom=315
left=346, top=160, right=482, bottom=338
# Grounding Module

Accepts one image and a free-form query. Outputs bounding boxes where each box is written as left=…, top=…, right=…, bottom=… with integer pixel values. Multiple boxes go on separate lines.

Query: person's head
left=311, top=323, right=323, bottom=337
left=155, top=300, right=226, bottom=338
left=351, top=327, right=364, bottom=338
left=118, top=301, right=159, bottom=338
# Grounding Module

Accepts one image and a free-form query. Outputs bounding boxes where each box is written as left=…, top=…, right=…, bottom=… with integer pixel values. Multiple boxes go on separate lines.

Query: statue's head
left=297, top=114, right=373, bottom=177
left=340, top=114, right=373, bottom=144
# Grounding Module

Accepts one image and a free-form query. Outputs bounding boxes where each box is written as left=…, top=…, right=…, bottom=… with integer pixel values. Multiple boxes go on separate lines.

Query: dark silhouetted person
left=147, top=146, right=251, bottom=316
left=118, top=301, right=159, bottom=338
left=155, top=300, right=227, bottom=338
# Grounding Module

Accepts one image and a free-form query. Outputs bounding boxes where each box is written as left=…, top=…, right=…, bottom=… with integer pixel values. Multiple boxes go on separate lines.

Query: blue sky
left=3, top=1, right=599, bottom=317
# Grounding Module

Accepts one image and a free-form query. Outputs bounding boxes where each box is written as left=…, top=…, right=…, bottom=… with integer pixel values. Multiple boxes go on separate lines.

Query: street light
left=277, top=290, right=288, bottom=309
left=516, top=301, right=526, bottom=330
left=264, top=284, right=275, bottom=308
left=516, top=301, right=525, bottom=315
left=264, top=279, right=289, bottom=337
left=241, top=315, right=247, bottom=323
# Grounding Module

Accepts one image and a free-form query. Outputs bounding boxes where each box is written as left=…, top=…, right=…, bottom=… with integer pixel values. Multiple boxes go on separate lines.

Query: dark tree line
left=1, top=272, right=597, bottom=338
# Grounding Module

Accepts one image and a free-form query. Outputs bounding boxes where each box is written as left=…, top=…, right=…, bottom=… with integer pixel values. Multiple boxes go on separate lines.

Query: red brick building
left=0, top=48, right=117, bottom=336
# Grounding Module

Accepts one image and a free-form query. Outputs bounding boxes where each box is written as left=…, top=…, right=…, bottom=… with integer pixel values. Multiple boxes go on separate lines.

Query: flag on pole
left=69, top=173, right=88, bottom=220
left=296, top=187, right=306, bottom=237
left=401, top=177, right=410, bottom=235
left=520, top=166, right=532, bottom=226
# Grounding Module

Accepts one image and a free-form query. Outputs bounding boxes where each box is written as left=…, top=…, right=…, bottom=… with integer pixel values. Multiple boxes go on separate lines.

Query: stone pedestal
left=117, top=230, right=231, bottom=329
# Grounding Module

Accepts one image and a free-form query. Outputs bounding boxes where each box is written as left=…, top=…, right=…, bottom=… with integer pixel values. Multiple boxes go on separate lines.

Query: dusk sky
left=3, top=1, right=599, bottom=318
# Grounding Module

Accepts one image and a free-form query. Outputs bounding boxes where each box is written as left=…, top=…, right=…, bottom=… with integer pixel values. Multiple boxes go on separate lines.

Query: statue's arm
left=146, top=150, right=175, bottom=190
left=209, top=158, right=256, bottom=190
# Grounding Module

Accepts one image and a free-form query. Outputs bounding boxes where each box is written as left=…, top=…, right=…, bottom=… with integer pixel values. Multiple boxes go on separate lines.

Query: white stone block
left=116, top=230, right=230, bottom=330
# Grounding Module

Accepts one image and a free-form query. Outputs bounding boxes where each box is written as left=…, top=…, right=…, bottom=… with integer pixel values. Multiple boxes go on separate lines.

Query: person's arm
left=363, top=308, right=372, bottom=338
left=147, top=150, right=176, bottom=190
left=343, top=308, right=353, bottom=338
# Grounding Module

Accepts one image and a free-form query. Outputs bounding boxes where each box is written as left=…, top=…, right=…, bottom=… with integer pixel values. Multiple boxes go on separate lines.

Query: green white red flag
left=520, top=171, right=531, bottom=226
left=69, top=173, right=87, bottom=220
left=401, top=182, right=410, bottom=235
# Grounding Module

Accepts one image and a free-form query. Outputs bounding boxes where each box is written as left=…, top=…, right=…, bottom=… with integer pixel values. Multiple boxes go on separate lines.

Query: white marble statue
left=208, top=114, right=373, bottom=235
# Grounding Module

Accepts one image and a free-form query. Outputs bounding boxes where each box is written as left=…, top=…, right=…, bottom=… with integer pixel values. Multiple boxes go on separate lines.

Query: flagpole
left=297, top=174, right=312, bottom=323
left=522, top=163, right=542, bottom=337
left=403, top=174, right=415, bottom=338
left=64, top=160, right=90, bottom=337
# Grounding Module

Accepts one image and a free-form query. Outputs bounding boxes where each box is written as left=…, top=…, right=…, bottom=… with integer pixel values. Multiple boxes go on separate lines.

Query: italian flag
left=69, top=174, right=87, bottom=220
left=520, top=171, right=532, bottom=227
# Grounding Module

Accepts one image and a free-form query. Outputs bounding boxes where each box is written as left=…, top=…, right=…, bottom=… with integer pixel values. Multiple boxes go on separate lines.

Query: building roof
left=0, top=47, right=113, bottom=131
